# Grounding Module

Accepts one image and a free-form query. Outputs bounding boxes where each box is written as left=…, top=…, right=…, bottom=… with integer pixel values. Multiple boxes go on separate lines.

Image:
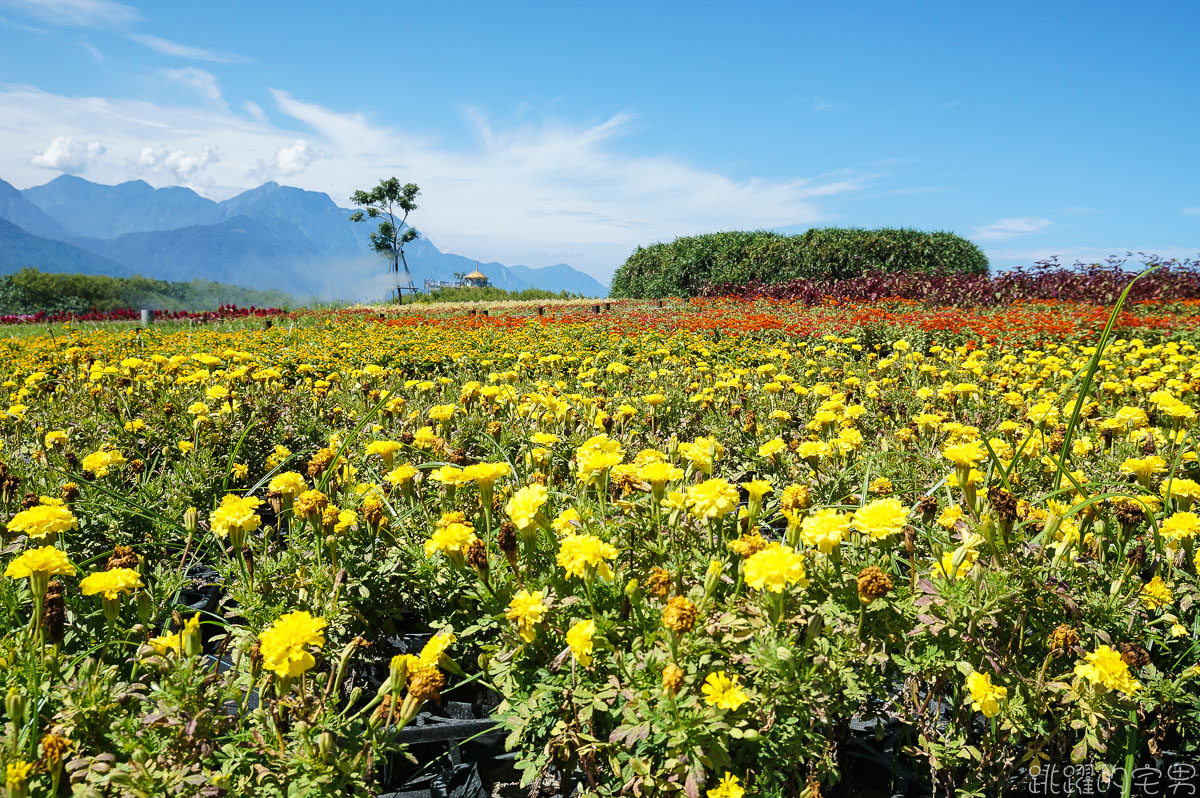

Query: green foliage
left=609, top=228, right=989, bottom=298
left=0, top=268, right=294, bottom=315
left=413, top=286, right=579, bottom=304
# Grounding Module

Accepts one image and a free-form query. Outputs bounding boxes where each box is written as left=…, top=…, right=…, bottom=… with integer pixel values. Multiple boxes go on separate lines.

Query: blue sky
left=0, top=0, right=1196, bottom=280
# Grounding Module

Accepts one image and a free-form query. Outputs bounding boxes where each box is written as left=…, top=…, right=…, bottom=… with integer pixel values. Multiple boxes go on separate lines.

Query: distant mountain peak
left=7, top=174, right=609, bottom=299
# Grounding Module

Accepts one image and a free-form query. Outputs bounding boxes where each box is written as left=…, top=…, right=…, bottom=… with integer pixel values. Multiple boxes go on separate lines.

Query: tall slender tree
left=349, top=178, right=420, bottom=303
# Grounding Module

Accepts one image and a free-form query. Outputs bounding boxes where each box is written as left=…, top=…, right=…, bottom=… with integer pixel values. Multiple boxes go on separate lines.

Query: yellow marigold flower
left=640, top=460, right=684, bottom=486
left=852, top=497, right=909, bottom=540
left=6, top=504, right=78, bottom=540
left=79, top=567, right=143, bottom=601
left=5, top=545, right=75, bottom=581
left=81, top=448, right=126, bottom=477
left=419, top=632, right=456, bottom=666
left=1074, top=645, right=1142, bottom=696
left=936, top=504, right=964, bottom=529
left=727, top=531, right=767, bottom=558
left=333, top=509, right=358, bottom=534
left=1162, top=478, right=1200, bottom=507
left=208, top=494, right=262, bottom=539
left=408, top=426, right=436, bottom=448
left=462, top=462, right=511, bottom=485
left=679, top=436, right=724, bottom=474
left=701, top=671, right=749, bottom=711
left=6, top=760, right=33, bottom=793
left=741, top=479, right=773, bottom=501
left=795, top=440, right=830, bottom=461
left=505, top=484, right=548, bottom=531
left=781, top=484, right=810, bottom=511
left=800, top=508, right=851, bottom=554
left=757, top=438, right=787, bottom=460
left=365, top=440, right=402, bottom=459
left=933, top=535, right=981, bottom=580
left=566, top=619, right=595, bottom=666
left=662, top=489, right=687, bottom=511
left=743, top=542, right=807, bottom=593
left=430, top=465, right=470, bottom=487
left=385, top=464, right=418, bottom=486
left=505, top=589, right=546, bottom=642
left=425, top=523, right=478, bottom=558
left=1120, top=456, right=1166, bottom=482
left=965, top=671, right=1006, bottom=718
left=268, top=471, right=307, bottom=498
left=577, top=448, right=624, bottom=482
left=868, top=477, right=893, bottom=495
left=943, top=440, right=986, bottom=470
left=531, top=432, right=560, bottom=446
left=265, top=444, right=291, bottom=469
left=1161, top=512, right=1199, bottom=544
left=1140, top=575, right=1174, bottom=610
left=685, top=478, right=739, bottom=520
left=258, top=610, right=327, bottom=678
left=428, top=404, right=457, bottom=423
left=44, top=430, right=69, bottom=447
left=551, top=507, right=582, bottom=536
left=707, top=773, right=745, bottom=798
left=557, top=533, right=618, bottom=580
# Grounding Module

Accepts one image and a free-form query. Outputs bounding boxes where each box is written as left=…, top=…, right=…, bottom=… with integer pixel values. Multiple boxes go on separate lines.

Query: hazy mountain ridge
left=3, top=176, right=608, bottom=299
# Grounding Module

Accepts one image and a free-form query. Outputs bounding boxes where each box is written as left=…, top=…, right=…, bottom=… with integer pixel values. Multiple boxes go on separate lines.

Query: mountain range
left=0, top=175, right=608, bottom=300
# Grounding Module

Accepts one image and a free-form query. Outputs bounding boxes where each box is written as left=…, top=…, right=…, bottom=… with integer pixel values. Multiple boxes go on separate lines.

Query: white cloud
left=1184, top=207, right=1200, bottom=216
left=131, top=33, right=246, bottom=64
left=30, top=135, right=105, bottom=171
left=164, top=68, right=224, bottom=105
left=0, top=0, right=138, bottom=27
left=275, top=139, right=323, bottom=175
left=0, top=86, right=867, bottom=276
left=136, top=145, right=220, bottom=181
left=973, top=216, right=1053, bottom=241
left=248, top=138, right=326, bottom=181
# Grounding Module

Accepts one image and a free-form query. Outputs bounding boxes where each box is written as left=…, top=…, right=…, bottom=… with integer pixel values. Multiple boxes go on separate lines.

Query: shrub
left=608, top=228, right=988, bottom=298
left=412, top=286, right=578, bottom=304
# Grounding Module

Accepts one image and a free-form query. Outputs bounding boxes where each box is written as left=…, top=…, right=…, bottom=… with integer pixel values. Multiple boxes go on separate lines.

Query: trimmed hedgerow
left=608, top=228, right=988, bottom=298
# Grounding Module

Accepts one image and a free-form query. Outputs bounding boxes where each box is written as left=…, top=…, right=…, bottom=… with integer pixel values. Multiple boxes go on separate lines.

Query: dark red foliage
left=700, top=255, right=1200, bottom=306
left=0, top=304, right=288, bottom=326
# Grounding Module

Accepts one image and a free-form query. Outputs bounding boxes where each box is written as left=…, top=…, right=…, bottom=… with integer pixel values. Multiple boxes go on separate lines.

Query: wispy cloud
left=0, top=86, right=869, bottom=276
left=131, top=33, right=247, bottom=64
left=164, top=67, right=225, bottom=106
left=973, top=216, right=1052, bottom=241
left=0, top=0, right=138, bottom=27
left=1184, top=207, right=1200, bottom=216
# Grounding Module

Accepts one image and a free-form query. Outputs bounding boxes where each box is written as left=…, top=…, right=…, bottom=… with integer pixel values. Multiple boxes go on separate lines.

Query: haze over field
left=0, top=0, right=1196, bottom=293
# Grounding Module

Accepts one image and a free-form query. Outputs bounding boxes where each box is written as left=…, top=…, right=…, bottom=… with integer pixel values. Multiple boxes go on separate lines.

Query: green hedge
left=608, top=228, right=989, bottom=298
left=412, top=286, right=578, bottom=304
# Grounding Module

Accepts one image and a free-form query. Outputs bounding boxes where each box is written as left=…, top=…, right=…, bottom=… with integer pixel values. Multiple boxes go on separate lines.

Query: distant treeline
left=0, top=268, right=295, bottom=314
left=413, top=286, right=580, bottom=304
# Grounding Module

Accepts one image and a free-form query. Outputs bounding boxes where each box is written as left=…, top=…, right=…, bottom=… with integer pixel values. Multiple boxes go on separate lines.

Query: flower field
left=0, top=290, right=1198, bottom=797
